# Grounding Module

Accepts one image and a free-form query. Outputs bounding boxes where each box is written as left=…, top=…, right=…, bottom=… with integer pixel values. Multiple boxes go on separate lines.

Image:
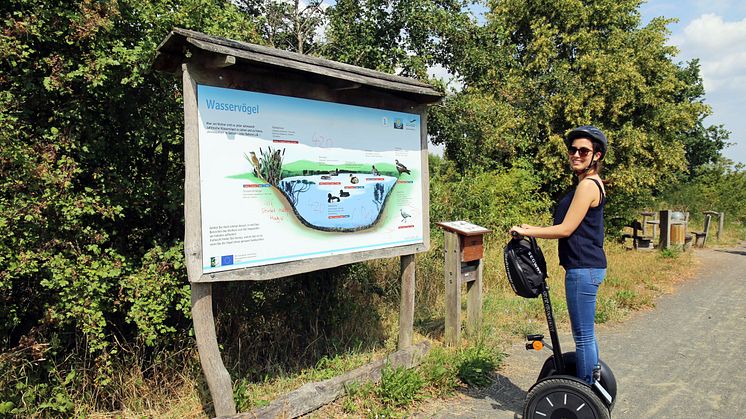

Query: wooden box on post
left=436, top=221, right=491, bottom=346
left=153, top=28, right=443, bottom=418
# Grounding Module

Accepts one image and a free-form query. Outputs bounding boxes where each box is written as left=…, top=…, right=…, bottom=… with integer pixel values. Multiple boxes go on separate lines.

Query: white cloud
left=675, top=14, right=746, bottom=94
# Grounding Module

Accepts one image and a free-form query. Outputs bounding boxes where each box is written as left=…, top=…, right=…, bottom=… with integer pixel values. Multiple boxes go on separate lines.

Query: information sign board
left=197, top=85, right=425, bottom=274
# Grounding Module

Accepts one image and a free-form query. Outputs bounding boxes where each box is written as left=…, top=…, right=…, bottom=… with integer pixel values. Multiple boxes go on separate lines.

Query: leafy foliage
left=0, top=0, right=742, bottom=415
left=0, top=0, right=260, bottom=411
left=429, top=0, right=722, bottom=225
left=429, top=155, right=553, bottom=233
left=323, top=0, right=475, bottom=78
left=376, top=365, right=426, bottom=407
left=236, top=0, right=326, bottom=54
left=456, top=344, right=501, bottom=387
left=659, top=161, right=746, bottom=224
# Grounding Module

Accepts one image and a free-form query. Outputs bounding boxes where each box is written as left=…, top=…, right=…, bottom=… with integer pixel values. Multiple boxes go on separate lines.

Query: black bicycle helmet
left=565, top=125, right=608, bottom=159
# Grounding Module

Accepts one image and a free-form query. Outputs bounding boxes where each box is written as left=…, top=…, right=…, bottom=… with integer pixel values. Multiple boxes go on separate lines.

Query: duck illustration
left=350, top=173, right=359, bottom=184
left=395, top=159, right=410, bottom=175
left=372, top=165, right=380, bottom=176
left=339, top=189, right=350, bottom=198
left=400, top=208, right=412, bottom=222
left=328, top=193, right=340, bottom=203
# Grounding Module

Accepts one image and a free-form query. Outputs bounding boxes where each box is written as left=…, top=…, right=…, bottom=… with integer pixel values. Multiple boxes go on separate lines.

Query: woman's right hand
left=509, top=226, right=527, bottom=237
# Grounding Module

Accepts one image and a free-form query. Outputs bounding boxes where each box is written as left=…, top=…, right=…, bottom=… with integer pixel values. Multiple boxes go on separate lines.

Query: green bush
left=659, top=162, right=746, bottom=225
left=456, top=344, right=501, bottom=388
left=429, top=155, right=552, bottom=234
left=376, top=365, right=425, bottom=407
left=418, top=346, right=460, bottom=396
left=0, top=0, right=261, bottom=412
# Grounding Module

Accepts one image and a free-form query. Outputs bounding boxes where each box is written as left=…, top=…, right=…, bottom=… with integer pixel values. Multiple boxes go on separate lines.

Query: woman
left=510, top=125, right=608, bottom=385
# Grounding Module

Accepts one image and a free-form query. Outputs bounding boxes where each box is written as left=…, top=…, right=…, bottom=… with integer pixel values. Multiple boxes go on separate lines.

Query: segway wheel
left=524, top=377, right=609, bottom=419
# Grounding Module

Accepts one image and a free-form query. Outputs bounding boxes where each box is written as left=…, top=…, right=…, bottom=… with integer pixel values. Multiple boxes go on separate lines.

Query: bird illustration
left=350, top=174, right=359, bottom=184
left=395, top=159, right=411, bottom=175
left=245, top=151, right=263, bottom=179
left=400, top=208, right=412, bottom=223
left=372, top=165, right=380, bottom=176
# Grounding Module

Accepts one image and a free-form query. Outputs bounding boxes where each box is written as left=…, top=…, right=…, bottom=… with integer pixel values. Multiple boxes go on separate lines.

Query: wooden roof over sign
left=153, top=28, right=444, bottom=104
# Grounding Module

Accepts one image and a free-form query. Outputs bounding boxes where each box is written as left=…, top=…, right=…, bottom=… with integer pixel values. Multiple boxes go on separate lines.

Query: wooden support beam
left=465, top=260, right=483, bottom=337
left=192, top=283, right=236, bottom=417
left=398, top=254, right=415, bottom=350
left=444, top=230, right=461, bottom=346
left=231, top=341, right=431, bottom=419
left=333, top=82, right=361, bottom=91
left=659, top=210, right=671, bottom=249
left=183, top=64, right=236, bottom=417
left=204, top=53, right=237, bottom=69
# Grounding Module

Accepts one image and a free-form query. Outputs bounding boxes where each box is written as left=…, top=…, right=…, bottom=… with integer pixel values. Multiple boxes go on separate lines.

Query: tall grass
left=46, top=230, right=699, bottom=418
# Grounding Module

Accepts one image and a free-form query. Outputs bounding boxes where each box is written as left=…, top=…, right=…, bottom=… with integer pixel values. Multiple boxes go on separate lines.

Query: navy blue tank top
left=553, top=178, right=607, bottom=269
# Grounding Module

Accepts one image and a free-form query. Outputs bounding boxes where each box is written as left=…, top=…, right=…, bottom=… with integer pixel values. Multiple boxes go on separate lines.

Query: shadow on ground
left=423, top=373, right=524, bottom=418
left=714, top=248, right=746, bottom=257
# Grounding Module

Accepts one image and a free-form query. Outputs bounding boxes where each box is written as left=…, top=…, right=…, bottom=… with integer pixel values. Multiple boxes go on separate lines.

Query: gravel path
left=417, top=244, right=746, bottom=419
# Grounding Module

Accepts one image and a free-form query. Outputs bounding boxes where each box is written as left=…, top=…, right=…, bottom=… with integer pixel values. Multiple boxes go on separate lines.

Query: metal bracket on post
left=436, top=221, right=491, bottom=346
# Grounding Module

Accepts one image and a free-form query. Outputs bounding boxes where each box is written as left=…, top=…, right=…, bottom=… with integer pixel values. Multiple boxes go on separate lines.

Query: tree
left=323, top=0, right=476, bottom=78
left=237, top=0, right=327, bottom=54
left=0, top=0, right=260, bottom=399
left=429, top=0, right=713, bottom=223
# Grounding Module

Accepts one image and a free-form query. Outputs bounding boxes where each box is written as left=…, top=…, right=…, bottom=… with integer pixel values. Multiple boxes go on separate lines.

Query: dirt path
left=417, top=244, right=746, bottom=418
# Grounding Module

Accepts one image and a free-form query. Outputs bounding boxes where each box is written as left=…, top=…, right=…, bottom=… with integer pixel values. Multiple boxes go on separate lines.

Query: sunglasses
left=567, top=146, right=594, bottom=157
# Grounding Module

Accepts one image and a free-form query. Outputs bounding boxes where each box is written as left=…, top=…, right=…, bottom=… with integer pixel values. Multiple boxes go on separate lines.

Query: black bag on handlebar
left=503, top=236, right=547, bottom=298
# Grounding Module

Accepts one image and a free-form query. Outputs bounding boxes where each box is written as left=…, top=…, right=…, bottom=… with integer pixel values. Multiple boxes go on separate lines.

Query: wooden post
left=659, top=210, right=671, bottom=249
left=192, top=284, right=236, bottom=416
left=183, top=64, right=236, bottom=417
left=702, top=214, right=712, bottom=247
left=465, top=260, right=483, bottom=337
left=398, top=254, right=416, bottom=350
left=437, top=221, right=490, bottom=346
left=718, top=212, right=724, bottom=241
left=443, top=230, right=461, bottom=346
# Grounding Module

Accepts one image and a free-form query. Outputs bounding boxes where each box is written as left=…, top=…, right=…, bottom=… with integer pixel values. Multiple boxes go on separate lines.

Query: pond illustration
left=279, top=173, right=397, bottom=231
left=238, top=146, right=413, bottom=232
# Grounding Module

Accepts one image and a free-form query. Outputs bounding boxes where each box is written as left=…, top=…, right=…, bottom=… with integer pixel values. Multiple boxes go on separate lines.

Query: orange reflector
left=532, top=341, right=543, bottom=351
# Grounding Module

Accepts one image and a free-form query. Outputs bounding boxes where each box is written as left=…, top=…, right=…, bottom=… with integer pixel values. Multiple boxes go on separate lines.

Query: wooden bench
left=691, top=213, right=712, bottom=248
left=621, top=220, right=653, bottom=250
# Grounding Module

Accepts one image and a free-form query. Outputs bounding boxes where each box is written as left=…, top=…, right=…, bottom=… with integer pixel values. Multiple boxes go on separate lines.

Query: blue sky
left=639, top=0, right=746, bottom=165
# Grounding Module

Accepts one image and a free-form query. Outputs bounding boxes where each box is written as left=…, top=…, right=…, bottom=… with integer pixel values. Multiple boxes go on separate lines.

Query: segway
left=505, top=233, right=616, bottom=419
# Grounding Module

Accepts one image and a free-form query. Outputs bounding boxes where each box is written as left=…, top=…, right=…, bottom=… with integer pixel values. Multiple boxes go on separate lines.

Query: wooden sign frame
left=154, top=28, right=443, bottom=417
left=168, top=33, right=437, bottom=284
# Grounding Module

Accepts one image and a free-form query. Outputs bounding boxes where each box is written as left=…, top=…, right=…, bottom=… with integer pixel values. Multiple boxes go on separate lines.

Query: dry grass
left=81, top=230, right=710, bottom=418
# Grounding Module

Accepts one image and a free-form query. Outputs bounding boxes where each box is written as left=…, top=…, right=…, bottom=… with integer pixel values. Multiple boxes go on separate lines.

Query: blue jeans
left=565, top=268, right=606, bottom=384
